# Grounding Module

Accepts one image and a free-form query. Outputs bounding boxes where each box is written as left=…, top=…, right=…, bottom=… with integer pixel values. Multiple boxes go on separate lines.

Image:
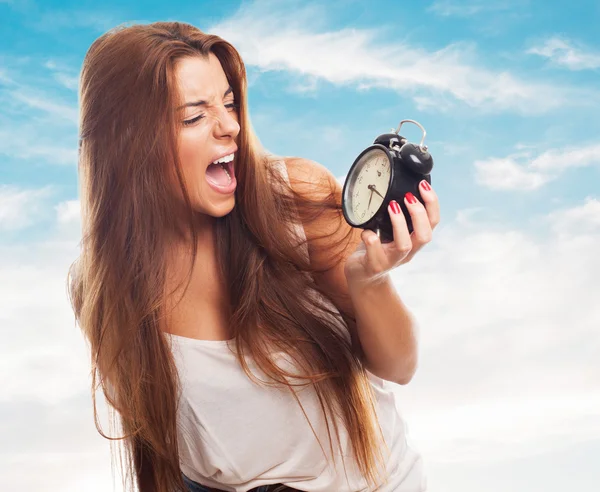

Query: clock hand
left=371, top=186, right=385, bottom=200
left=368, top=188, right=373, bottom=209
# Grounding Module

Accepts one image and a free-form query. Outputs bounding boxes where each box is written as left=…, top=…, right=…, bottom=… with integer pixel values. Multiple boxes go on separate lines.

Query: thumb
left=361, top=229, right=379, bottom=246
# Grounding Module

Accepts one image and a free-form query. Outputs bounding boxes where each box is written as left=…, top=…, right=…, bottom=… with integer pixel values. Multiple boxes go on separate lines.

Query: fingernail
left=390, top=200, right=401, bottom=214
left=421, top=180, right=431, bottom=191
left=405, top=192, right=417, bottom=204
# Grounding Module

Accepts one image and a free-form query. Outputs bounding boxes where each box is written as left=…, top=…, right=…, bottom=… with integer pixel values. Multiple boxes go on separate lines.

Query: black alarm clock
left=341, top=119, right=434, bottom=243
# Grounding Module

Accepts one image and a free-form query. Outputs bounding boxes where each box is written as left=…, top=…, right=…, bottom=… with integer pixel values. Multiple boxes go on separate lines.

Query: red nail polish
left=421, top=180, right=431, bottom=191
left=405, top=192, right=417, bottom=204
left=390, top=200, right=400, bottom=214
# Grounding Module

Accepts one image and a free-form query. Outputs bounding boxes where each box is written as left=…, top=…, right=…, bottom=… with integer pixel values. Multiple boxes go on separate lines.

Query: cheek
left=178, top=130, right=209, bottom=184
left=179, top=131, right=201, bottom=171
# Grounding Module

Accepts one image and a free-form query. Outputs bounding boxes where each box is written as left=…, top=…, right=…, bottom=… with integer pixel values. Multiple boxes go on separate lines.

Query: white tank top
left=167, top=160, right=426, bottom=492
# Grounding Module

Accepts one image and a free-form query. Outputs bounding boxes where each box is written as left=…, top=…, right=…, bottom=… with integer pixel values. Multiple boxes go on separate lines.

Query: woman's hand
left=344, top=180, right=440, bottom=292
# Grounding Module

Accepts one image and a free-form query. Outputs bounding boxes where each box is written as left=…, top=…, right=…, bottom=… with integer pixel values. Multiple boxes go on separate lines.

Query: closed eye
left=183, top=114, right=204, bottom=126
left=183, top=103, right=239, bottom=126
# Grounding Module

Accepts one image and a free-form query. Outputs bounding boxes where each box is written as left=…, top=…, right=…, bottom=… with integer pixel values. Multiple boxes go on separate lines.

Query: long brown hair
left=68, top=21, right=388, bottom=492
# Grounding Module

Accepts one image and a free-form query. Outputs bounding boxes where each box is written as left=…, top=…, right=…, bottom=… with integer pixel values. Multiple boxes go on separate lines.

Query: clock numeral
left=358, top=176, right=363, bottom=184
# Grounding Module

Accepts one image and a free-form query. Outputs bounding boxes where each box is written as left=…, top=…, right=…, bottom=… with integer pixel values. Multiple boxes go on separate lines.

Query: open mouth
left=206, top=153, right=235, bottom=187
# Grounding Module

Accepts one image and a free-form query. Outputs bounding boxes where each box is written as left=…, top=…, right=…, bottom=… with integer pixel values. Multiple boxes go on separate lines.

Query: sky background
left=1, top=0, right=599, bottom=491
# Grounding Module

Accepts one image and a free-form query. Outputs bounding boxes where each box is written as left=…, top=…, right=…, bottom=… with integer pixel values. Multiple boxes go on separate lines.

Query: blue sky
left=1, top=1, right=599, bottom=491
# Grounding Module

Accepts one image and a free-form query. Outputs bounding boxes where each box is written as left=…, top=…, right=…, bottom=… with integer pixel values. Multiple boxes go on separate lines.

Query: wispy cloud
left=474, top=142, right=600, bottom=190
left=52, top=72, right=79, bottom=91
left=1, top=0, right=130, bottom=33
left=0, top=59, right=80, bottom=119
left=0, top=125, right=77, bottom=165
left=0, top=58, right=79, bottom=166
left=10, top=90, right=79, bottom=125
left=527, top=37, right=600, bottom=71
left=44, top=60, right=80, bottom=91
left=0, top=68, right=14, bottom=84
left=429, top=1, right=531, bottom=38
left=30, top=10, right=120, bottom=33
left=208, top=2, right=582, bottom=114
left=0, top=185, right=54, bottom=230
left=543, top=197, right=600, bottom=237
left=427, top=0, right=519, bottom=17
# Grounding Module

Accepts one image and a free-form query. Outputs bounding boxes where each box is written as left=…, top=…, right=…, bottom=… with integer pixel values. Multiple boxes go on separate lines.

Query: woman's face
left=174, top=54, right=240, bottom=220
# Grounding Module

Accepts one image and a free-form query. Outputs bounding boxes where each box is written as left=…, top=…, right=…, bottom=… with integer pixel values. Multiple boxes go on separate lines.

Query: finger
left=361, top=229, right=387, bottom=276
left=404, top=192, right=432, bottom=246
left=418, top=180, right=440, bottom=229
left=387, top=200, right=412, bottom=260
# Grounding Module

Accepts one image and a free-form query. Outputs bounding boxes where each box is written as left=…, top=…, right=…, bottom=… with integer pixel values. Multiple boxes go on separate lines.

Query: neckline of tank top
left=166, top=333, right=289, bottom=361
left=166, top=332, right=236, bottom=348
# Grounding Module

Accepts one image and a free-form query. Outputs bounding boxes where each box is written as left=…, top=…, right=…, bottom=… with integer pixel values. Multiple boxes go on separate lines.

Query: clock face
left=343, top=147, right=392, bottom=226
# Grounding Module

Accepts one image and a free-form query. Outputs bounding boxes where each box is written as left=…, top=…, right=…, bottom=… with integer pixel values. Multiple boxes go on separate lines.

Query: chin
left=194, top=198, right=236, bottom=219
left=214, top=202, right=236, bottom=218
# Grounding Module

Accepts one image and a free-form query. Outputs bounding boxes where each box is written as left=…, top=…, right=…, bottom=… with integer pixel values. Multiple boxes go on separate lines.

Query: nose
left=213, top=105, right=240, bottom=140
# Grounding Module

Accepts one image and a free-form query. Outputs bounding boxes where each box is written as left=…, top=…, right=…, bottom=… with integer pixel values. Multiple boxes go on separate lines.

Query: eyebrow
left=178, top=86, right=234, bottom=110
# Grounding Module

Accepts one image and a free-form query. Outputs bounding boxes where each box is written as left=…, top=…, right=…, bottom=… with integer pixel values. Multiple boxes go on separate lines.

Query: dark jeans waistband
left=182, top=472, right=297, bottom=492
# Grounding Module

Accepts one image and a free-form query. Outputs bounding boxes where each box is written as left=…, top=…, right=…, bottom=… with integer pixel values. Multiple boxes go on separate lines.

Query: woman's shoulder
left=270, top=156, right=338, bottom=200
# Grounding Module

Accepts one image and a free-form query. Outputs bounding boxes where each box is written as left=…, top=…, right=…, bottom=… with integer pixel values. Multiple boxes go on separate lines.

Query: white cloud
left=31, top=10, right=121, bottom=33
left=474, top=156, right=553, bottom=190
left=0, top=185, right=54, bottom=230
left=413, top=94, right=456, bottom=113
left=10, top=89, right=79, bottom=125
left=0, top=68, right=13, bottom=84
left=529, top=143, right=600, bottom=172
left=56, top=199, right=81, bottom=225
left=542, top=197, right=600, bottom=237
left=474, top=142, right=600, bottom=190
left=406, top=392, right=600, bottom=464
left=0, top=203, right=128, bottom=489
left=528, top=37, right=600, bottom=71
left=207, top=1, right=577, bottom=114
left=0, top=126, right=77, bottom=165
left=53, top=72, right=80, bottom=91
left=0, top=60, right=79, bottom=165
left=392, top=198, right=600, bottom=465
left=427, top=0, right=515, bottom=17
left=0, top=393, right=127, bottom=491
left=44, top=59, right=80, bottom=91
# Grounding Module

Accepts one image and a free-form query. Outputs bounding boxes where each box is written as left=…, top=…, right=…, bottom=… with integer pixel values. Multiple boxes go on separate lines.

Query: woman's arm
left=285, top=157, right=420, bottom=385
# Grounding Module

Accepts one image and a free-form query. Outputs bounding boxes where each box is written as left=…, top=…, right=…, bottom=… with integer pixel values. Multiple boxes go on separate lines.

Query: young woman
left=68, top=21, right=439, bottom=492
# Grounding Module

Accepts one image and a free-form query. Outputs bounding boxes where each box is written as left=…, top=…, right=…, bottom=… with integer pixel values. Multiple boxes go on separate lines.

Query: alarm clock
left=341, top=119, right=434, bottom=243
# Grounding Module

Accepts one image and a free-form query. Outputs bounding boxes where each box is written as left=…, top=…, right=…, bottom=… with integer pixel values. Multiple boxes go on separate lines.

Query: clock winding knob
left=399, top=143, right=434, bottom=175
